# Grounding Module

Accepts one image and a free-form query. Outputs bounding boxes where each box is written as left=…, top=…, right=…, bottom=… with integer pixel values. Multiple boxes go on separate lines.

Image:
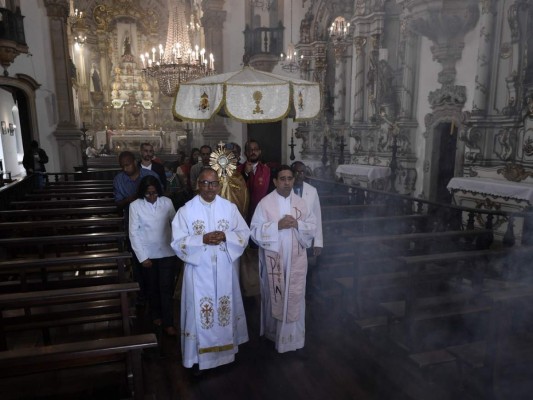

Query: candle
left=140, top=54, right=145, bottom=68
left=152, top=47, right=156, bottom=62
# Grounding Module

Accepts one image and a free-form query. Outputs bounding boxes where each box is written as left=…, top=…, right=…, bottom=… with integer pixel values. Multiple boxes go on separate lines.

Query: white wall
left=8, top=0, right=61, bottom=172
left=456, top=24, right=481, bottom=112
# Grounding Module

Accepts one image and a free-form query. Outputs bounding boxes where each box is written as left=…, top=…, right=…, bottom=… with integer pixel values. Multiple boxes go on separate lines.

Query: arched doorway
left=0, top=74, right=41, bottom=178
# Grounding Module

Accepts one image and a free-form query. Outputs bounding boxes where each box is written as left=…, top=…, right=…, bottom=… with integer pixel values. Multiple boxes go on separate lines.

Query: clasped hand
left=203, top=231, right=226, bottom=245
left=278, top=214, right=298, bottom=230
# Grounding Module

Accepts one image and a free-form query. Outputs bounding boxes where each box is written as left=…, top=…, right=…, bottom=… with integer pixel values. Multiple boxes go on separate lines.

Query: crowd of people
left=113, top=141, right=323, bottom=375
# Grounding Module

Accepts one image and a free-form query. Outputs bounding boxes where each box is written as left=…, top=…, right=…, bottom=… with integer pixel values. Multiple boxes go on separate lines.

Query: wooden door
left=435, top=122, right=458, bottom=204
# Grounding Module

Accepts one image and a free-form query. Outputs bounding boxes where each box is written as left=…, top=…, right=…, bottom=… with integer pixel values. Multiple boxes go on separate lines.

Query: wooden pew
left=447, top=287, right=533, bottom=399
left=0, top=282, right=139, bottom=349
left=0, top=206, right=121, bottom=221
left=333, top=229, right=493, bottom=318
left=0, top=217, right=124, bottom=238
left=321, top=204, right=387, bottom=219
left=24, top=191, right=114, bottom=200
left=379, top=246, right=533, bottom=353
left=10, top=198, right=115, bottom=209
left=0, top=231, right=127, bottom=259
left=0, top=333, right=157, bottom=400
left=0, top=251, right=131, bottom=292
left=322, top=214, right=430, bottom=236
left=47, top=179, right=114, bottom=186
left=35, top=186, right=113, bottom=193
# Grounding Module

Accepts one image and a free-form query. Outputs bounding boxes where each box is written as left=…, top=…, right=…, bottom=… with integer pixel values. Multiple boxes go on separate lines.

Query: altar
left=335, top=164, right=391, bottom=190
left=93, top=130, right=186, bottom=154
left=447, top=176, right=533, bottom=244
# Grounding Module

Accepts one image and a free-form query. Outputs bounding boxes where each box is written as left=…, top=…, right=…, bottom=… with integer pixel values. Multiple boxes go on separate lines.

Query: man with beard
left=139, top=142, right=166, bottom=190
left=238, top=140, right=270, bottom=224
left=190, top=145, right=212, bottom=192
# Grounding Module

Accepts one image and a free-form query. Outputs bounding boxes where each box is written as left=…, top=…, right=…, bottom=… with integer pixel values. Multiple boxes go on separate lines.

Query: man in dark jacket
left=23, top=140, right=49, bottom=188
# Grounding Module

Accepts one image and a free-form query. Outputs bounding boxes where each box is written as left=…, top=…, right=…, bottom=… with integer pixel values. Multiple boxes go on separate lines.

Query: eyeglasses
left=145, top=191, right=158, bottom=197
left=198, top=180, right=220, bottom=188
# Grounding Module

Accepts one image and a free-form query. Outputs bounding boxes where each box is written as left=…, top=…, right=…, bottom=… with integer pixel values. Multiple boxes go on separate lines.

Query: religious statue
left=90, top=63, right=102, bottom=93
left=123, top=34, right=132, bottom=56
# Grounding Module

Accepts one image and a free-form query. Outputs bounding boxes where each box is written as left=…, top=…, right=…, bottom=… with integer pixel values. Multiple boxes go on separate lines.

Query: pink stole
left=261, top=193, right=308, bottom=323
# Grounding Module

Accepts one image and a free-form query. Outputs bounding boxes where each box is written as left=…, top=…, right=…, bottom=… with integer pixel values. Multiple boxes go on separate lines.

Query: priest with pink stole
left=250, top=165, right=316, bottom=353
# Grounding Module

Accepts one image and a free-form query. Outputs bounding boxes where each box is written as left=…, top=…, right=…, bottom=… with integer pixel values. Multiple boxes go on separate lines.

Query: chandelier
left=280, top=0, right=300, bottom=73
left=329, top=16, right=350, bottom=42
left=69, top=7, right=87, bottom=47
left=250, top=0, right=275, bottom=11
left=141, top=0, right=215, bottom=97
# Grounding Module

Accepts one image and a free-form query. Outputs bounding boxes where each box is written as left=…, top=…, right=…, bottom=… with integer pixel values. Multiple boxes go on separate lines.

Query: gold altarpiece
left=68, top=0, right=196, bottom=154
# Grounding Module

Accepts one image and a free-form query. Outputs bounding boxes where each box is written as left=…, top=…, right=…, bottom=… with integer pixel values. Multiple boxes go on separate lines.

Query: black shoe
left=295, top=347, right=308, bottom=360
left=191, top=364, right=203, bottom=377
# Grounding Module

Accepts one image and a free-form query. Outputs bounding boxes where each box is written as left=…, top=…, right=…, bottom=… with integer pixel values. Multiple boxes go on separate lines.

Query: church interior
left=1, top=0, right=533, bottom=399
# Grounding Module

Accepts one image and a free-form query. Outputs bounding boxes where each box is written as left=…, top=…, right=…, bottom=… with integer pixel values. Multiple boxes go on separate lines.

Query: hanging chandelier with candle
left=141, top=0, right=215, bottom=97
left=280, top=0, right=301, bottom=73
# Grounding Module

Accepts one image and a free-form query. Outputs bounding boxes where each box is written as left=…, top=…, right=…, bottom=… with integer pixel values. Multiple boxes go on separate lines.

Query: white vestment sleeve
left=295, top=204, right=316, bottom=249
left=308, top=184, right=323, bottom=247
left=128, top=200, right=148, bottom=263
left=250, top=202, right=281, bottom=252
left=170, top=208, right=206, bottom=266
left=222, top=204, right=251, bottom=262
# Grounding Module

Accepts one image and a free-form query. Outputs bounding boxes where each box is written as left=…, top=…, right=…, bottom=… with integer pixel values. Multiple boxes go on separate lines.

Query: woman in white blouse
left=129, top=175, right=178, bottom=335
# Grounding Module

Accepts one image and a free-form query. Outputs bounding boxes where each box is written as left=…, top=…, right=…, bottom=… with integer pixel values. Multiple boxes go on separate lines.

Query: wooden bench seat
left=46, top=179, right=114, bottom=186
left=24, top=191, right=114, bottom=200
left=321, top=204, right=386, bottom=219
left=0, top=206, right=121, bottom=221
left=323, top=214, right=429, bottom=236
left=0, top=333, right=157, bottom=400
left=0, top=282, right=139, bottom=349
left=446, top=288, right=533, bottom=399
left=377, top=247, right=533, bottom=352
left=0, top=251, right=131, bottom=291
left=10, top=198, right=116, bottom=209
left=0, top=232, right=127, bottom=259
left=0, top=217, right=124, bottom=237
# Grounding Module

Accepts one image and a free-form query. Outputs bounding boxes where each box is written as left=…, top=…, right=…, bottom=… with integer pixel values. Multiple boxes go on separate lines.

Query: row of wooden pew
left=0, top=179, right=156, bottom=399
left=312, top=180, right=533, bottom=400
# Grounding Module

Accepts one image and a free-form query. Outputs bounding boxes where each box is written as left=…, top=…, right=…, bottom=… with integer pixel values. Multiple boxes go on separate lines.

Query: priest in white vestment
left=171, top=168, right=250, bottom=371
left=250, top=165, right=316, bottom=353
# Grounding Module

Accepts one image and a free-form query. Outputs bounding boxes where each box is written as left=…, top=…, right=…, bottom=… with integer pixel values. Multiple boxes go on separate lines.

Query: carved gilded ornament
left=93, top=1, right=159, bottom=34
left=497, top=164, right=533, bottom=182
left=500, top=42, right=512, bottom=59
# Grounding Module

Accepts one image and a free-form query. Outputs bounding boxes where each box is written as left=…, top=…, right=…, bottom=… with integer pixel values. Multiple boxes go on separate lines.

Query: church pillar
left=332, top=40, right=348, bottom=123
left=352, top=36, right=367, bottom=122
left=397, top=19, right=418, bottom=121
left=200, top=1, right=229, bottom=147
left=472, top=0, right=496, bottom=115
left=44, top=0, right=83, bottom=171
